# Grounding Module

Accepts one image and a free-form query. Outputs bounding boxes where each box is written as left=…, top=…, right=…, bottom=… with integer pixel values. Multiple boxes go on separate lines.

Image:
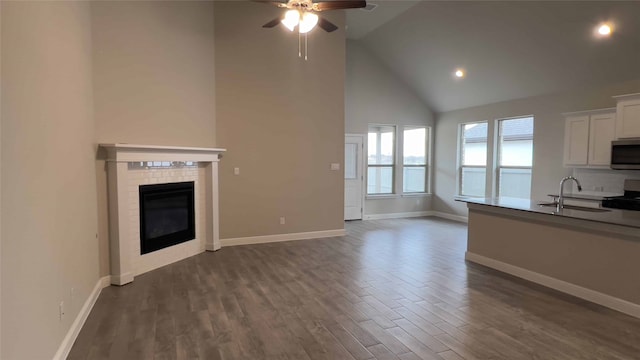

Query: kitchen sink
left=538, top=202, right=611, bottom=212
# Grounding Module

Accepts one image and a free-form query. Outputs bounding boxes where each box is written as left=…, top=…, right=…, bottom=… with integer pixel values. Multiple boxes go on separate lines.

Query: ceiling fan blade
left=262, top=17, right=282, bottom=28
left=253, top=0, right=289, bottom=8
left=314, top=1, right=366, bottom=11
left=318, top=17, right=339, bottom=32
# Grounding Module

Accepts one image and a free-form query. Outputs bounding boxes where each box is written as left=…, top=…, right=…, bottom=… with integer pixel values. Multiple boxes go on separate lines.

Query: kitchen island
left=459, top=197, right=640, bottom=318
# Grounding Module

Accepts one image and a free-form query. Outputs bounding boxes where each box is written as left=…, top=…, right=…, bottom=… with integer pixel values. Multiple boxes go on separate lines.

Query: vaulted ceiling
left=348, top=1, right=640, bottom=113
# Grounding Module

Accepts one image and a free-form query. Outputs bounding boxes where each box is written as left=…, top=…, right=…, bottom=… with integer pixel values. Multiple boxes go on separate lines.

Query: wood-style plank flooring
left=68, top=218, right=640, bottom=359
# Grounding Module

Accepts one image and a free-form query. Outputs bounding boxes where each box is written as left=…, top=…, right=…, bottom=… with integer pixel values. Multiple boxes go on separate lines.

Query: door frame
left=345, top=133, right=366, bottom=220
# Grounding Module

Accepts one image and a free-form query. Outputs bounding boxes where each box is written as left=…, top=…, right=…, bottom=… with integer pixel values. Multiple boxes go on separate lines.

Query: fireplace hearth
left=139, top=181, right=195, bottom=254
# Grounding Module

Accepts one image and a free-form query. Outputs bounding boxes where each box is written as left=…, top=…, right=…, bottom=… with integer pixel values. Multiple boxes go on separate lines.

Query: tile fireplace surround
left=100, top=144, right=226, bottom=285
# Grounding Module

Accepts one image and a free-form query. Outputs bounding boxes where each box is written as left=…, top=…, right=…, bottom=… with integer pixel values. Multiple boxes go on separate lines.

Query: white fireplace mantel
left=101, top=143, right=226, bottom=162
left=99, top=143, right=226, bottom=286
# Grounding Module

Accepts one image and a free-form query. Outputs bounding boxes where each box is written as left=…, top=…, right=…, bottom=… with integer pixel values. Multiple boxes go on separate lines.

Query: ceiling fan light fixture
left=596, top=22, right=613, bottom=37
left=299, top=12, right=319, bottom=33
left=282, top=10, right=300, bottom=31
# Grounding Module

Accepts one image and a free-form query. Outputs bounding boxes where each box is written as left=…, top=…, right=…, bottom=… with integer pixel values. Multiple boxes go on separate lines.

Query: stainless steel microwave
left=611, top=139, right=640, bottom=169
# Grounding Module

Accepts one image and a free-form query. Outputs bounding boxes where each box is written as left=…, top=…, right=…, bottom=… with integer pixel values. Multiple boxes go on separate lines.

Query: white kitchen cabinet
left=588, top=112, right=616, bottom=165
left=563, top=108, right=615, bottom=167
left=614, top=93, right=640, bottom=139
left=564, top=114, right=589, bottom=166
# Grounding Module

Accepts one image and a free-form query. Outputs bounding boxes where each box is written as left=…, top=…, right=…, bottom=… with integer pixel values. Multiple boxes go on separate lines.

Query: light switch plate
left=234, top=167, right=240, bottom=175
left=330, top=163, right=340, bottom=171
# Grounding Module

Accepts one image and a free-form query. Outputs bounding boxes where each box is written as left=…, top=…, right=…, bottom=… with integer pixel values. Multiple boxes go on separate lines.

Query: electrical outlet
left=234, top=167, right=240, bottom=175
left=59, top=301, right=65, bottom=321
left=279, top=217, right=286, bottom=225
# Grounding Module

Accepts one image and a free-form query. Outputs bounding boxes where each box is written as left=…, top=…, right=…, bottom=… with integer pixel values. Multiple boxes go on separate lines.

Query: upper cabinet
left=614, top=93, right=640, bottom=139
left=564, top=114, right=589, bottom=165
left=588, top=112, right=616, bottom=165
left=563, top=108, right=616, bottom=167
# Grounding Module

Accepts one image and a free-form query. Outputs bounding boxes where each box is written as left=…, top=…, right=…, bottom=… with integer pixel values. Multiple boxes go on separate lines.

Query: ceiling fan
left=257, top=0, right=367, bottom=34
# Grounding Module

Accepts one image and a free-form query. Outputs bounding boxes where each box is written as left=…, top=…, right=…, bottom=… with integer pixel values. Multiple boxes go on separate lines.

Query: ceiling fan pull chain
left=298, top=30, right=302, bottom=58
left=305, top=32, right=308, bottom=61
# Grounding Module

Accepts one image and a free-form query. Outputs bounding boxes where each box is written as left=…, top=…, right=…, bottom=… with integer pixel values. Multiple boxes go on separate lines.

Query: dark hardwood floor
left=68, top=218, right=640, bottom=359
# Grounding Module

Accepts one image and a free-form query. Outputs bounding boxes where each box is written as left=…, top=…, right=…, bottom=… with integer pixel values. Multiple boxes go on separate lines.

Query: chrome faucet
left=557, top=176, right=582, bottom=211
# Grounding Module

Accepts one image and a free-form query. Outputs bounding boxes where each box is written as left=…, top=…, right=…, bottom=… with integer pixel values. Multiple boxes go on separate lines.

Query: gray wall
left=215, top=2, right=346, bottom=238
left=92, top=1, right=217, bottom=276
left=434, top=79, right=640, bottom=217
left=92, top=1, right=216, bottom=146
left=346, top=40, right=434, bottom=215
left=1, top=2, right=99, bottom=358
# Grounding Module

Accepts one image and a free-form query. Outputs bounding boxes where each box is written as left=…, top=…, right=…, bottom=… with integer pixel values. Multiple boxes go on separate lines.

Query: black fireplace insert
left=139, top=181, right=195, bottom=254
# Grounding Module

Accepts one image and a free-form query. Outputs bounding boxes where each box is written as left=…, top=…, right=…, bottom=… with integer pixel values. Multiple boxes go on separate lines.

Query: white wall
left=435, top=78, right=640, bottom=216
left=1, top=2, right=99, bottom=359
left=346, top=40, right=435, bottom=215
left=572, top=168, right=639, bottom=196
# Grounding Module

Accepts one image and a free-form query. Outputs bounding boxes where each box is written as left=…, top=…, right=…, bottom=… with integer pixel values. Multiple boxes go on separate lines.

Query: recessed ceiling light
left=596, top=23, right=613, bottom=37
left=454, top=69, right=465, bottom=78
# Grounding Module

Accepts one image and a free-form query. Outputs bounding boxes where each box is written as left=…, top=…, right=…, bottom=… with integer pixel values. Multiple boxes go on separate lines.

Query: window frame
left=494, top=115, right=534, bottom=199
left=457, top=120, right=489, bottom=197
left=366, top=124, right=397, bottom=196
left=402, top=126, right=430, bottom=194
left=365, top=124, right=433, bottom=198
left=456, top=116, right=535, bottom=199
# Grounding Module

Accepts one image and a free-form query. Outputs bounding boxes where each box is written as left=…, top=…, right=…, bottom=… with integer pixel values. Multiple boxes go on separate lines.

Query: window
left=403, top=127, right=429, bottom=193
left=367, top=125, right=432, bottom=196
left=459, top=122, right=488, bottom=197
left=344, top=143, right=358, bottom=180
left=367, top=125, right=395, bottom=194
left=497, top=116, right=534, bottom=198
left=457, top=116, right=535, bottom=199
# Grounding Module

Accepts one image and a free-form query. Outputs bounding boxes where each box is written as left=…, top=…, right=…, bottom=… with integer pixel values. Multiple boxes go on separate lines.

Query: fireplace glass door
left=139, top=181, right=195, bottom=254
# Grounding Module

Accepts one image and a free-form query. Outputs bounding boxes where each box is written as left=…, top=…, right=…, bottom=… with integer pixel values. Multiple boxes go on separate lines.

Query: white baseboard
left=53, top=276, right=111, bottom=360
left=110, top=272, right=134, bottom=286
left=221, top=229, right=346, bottom=247
left=363, top=211, right=431, bottom=220
left=430, top=211, right=468, bottom=223
left=362, top=211, right=468, bottom=223
left=465, top=252, right=640, bottom=319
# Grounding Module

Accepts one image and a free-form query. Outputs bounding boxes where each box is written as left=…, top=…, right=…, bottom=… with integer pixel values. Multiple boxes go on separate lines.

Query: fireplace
left=139, top=181, right=195, bottom=254
left=100, top=143, right=225, bottom=285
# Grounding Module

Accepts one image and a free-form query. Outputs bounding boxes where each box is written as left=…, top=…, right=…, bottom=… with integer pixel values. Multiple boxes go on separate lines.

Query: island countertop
left=456, top=196, right=640, bottom=231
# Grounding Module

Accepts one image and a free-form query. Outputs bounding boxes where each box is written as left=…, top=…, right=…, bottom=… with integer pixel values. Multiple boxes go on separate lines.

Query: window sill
left=402, top=193, right=432, bottom=198
left=454, top=195, right=485, bottom=200
left=366, top=194, right=398, bottom=200
left=367, top=193, right=433, bottom=200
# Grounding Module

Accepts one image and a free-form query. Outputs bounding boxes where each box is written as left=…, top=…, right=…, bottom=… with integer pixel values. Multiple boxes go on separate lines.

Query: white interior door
left=345, top=134, right=364, bottom=220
